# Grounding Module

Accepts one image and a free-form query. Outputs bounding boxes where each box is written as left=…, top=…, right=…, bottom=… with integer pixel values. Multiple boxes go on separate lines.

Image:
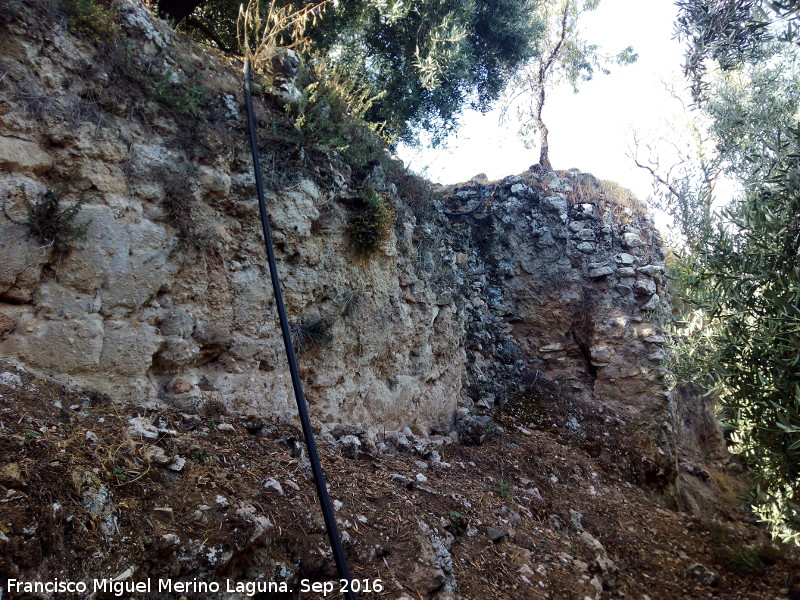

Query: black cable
left=243, top=60, right=356, bottom=600
left=442, top=177, right=487, bottom=216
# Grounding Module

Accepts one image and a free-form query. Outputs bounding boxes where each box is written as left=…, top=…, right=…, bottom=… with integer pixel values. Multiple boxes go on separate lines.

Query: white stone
left=0, top=372, right=22, bottom=388
left=614, top=252, right=636, bottom=265
left=539, top=343, right=565, bottom=353
left=590, top=345, right=612, bottom=366
left=622, top=232, right=644, bottom=248
left=634, top=278, right=657, bottom=296
left=263, top=478, right=284, bottom=495
left=144, top=445, right=170, bottom=465
left=168, top=456, right=186, bottom=471
left=198, top=166, right=231, bottom=198
left=637, top=264, right=665, bottom=277
left=127, top=417, right=160, bottom=440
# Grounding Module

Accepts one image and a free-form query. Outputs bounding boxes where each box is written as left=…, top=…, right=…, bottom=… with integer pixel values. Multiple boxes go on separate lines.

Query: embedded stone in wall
left=56, top=206, right=175, bottom=316
left=11, top=314, right=105, bottom=374
left=0, top=136, right=52, bottom=174
left=0, top=224, right=48, bottom=303
left=589, top=265, right=614, bottom=278
left=634, top=278, right=657, bottom=297
left=622, top=232, right=645, bottom=248
left=615, top=253, right=636, bottom=265
left=100, top=320, right=162, bottom=377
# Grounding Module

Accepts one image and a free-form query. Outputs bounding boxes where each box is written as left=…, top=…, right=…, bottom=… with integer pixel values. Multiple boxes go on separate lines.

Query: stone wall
left=0, top=1, right=679, bottom=460
left=458, top=171, right=669, bottom=418
left=436, top=171, right=678, bottom=473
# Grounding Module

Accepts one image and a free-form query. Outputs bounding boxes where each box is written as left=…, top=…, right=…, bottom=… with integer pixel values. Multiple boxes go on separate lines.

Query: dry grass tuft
left=565, top=175, right=600, bottom=206
left=291, top=317, right=333, bottom=355
left=384, top=159, right=434, bottom=219
left=237, top=0, right=328, bottom=78
left=598, top=179, right=648, bottom=224
left=565, top=174, right=648, bottom=225
left=160, top=168, right=217, bottom=254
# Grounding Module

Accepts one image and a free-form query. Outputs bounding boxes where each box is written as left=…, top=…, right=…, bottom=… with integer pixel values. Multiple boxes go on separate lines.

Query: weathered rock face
left=0, top=1, right=677, bottom=462
left=0, top=0, right=465, bottom=436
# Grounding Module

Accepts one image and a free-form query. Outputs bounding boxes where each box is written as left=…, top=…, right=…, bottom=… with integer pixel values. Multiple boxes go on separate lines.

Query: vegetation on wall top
left=159, top=0, right=543, bottom=144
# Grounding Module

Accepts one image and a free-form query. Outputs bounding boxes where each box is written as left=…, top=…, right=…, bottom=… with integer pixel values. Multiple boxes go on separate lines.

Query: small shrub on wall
left=2, top=186, right=90, bottom=251
left=347, top=188, right=393, bottom=257
left=63, top=0, right=119, bottom=40
left=291, top=317, right=333, bottom=355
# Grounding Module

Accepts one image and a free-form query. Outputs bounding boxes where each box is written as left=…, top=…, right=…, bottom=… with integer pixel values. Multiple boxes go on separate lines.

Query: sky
left=396, top=0, right=689, bottom=203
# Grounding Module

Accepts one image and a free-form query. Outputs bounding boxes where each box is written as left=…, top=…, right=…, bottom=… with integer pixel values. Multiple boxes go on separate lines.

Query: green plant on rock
left=63, top=0, right=119, bottom=40
left=447, top=511, right=468, bottom=536
left=347, top=188, right=393, bottom=257
left=108, top=465, right=128, bottom=485
left=237, top=0, right=392, bottom=166
left=1, top=186, right=90, bottom=250
left=708, top=519, right=784, bottom=576
left=151, top=71, right=209, bottom=119
left=383, top=158, right=434, bottom=218
left=493, top=478, right=514, bottom=502
left=22, top=430, right=41, bottom=445
left=291, top=58, right=388, bottom=165
left=159, top=0, right=543, bottom=144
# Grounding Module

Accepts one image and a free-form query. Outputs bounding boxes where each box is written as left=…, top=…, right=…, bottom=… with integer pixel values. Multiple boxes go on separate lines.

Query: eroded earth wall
left=0, top=1, right=678, bottom=466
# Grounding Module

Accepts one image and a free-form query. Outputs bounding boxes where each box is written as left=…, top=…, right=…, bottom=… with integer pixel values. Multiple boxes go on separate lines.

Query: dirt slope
left=0, top=362, right=797, bottom=600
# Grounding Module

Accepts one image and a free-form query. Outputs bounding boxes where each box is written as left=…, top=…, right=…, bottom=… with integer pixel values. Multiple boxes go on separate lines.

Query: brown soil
left=0, top=361, right=798, bottom=600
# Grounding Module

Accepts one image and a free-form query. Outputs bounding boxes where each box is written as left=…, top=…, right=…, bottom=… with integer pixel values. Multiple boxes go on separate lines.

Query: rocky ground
left=1, top=360, right=797, bottom=600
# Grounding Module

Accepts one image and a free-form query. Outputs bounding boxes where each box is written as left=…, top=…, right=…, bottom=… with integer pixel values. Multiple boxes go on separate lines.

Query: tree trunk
left=156, top=0, right=206, bottom=23
left=535, top=82, right=552, bottom=170
left=538, top=120, right=552, bottom=170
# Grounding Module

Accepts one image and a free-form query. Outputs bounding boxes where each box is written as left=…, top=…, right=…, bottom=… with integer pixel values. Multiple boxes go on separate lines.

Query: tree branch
left=540, top=0, right=572, bottom=79
left=182, top=17, right=234, bottom=53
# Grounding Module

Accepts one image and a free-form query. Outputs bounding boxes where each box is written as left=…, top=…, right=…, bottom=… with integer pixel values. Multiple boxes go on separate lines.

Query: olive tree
left=502, top=0, right=635, bottom=170
left=644, top=0, right=800, bottom=543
